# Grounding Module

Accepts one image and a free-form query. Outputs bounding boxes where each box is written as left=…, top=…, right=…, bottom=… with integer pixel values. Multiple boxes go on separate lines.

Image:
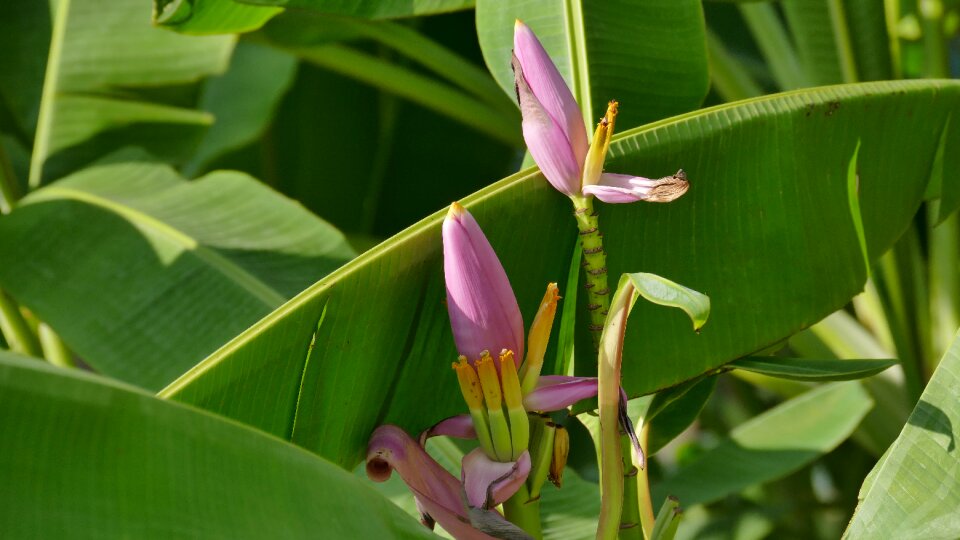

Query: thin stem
left=570, top=195, right=609, bottom=349
left=0, top=138, right=22, bottom=213
left=738, top=3, right=809, bottom=90
left=619, top=433, right=643, bottom=539
left=927, top=205, right=959, bottom=363
left=827, top=0, right=859, bottom=83
left=38, top=323, right=75, bottom=368
left=919, top=0, right=950, bottom=78
left=705, top=29, right=763, bottom=103
left=635, top=424, right=655, bottom=539
left=0, top=290, right=42, bottom=357
left=502, top=484, right=542, bottom=539
left=29, top=0, right=71, bottom=189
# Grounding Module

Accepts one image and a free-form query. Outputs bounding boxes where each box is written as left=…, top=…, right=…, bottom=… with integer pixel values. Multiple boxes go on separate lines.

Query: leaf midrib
left=28, top=185, right=286, bottom=308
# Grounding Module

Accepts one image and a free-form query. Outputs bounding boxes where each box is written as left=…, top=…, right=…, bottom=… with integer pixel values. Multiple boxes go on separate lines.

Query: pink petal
left=443, top=204, right=524, bottom=363
left=513, top=20, right=588, bottom=166
left=583, top=172, right=690, bottom=204
left=512, top=52, right=583, bottom=196
left=523, top=375, right=599, bottom=411
left=461, top=448, right=532, bottom=509
left=419, top=415, right=477, bottom=446
left=367, top=425, right=497, bottom=539
left=582, top=173, right=659, bottom=203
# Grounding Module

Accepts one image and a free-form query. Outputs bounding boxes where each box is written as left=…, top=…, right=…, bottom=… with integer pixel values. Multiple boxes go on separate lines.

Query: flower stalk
left=502, top=484, right=542, bottom=538
left=570, top=194, right=610, bottom=348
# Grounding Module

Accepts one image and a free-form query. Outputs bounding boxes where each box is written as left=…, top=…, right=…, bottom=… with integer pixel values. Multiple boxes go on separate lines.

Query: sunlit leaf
left=0, top=150, right=354, bottom=390
left=154, top=0, right=282, bottom=34
left=845, top=330, right=960, bottom=538
left=20, top=0, right=234, bottom=185
left=161, top=81, right=959, bottom=468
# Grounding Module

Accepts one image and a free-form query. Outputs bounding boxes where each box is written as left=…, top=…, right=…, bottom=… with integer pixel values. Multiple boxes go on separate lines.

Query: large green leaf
left=22, top=0, right=234, bottom=186
left=475, top=0, right=709, bottom=130
left=0, top=151, right=354, bottom=390
left=652, top=382, right=873, bottom=506
left=845, top=330, right=960, bottom=538
left=184, top=41, right=298, bottom=176
left=0, top=352, right=434, bottom=539
left=154, top=0, right=283, bottom=34
left=235, top=0, right=473, bottom=18
left=162, top=81, right=960, bottom=467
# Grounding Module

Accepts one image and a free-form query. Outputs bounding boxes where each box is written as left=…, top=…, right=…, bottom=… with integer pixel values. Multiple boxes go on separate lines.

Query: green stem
left=502, top=484, right=542, bottom=539
left=29, top=0, right=71, bottom=189
left=619, top=434, right=643, bottom=539
left=705, top=29, right=763, bottom=103
left=597, top=281, right=633, bottom=540
left=570, top=195, right=609, bottom=349
left=0, top=137, right=22, bottom=213
left=738, top=2, right=809, bottom=90
left=919, top=0, right=950, bottom=78
left=38, top=323, right=75, bottom=368
left=0, top=290, right=42, bottom=357
left=635, top=425, right=655, bottom=539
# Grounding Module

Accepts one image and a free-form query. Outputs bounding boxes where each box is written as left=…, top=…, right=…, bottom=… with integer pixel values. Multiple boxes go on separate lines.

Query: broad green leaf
left=185, top=41, right=298, bottom=176
left=26, top=0, right=235, bottom=186
left=0, top=352, right=434, bottom=539
left=652, top=382, right=873, bottom=506
left=476, top=0, right=709, bottom=130
left=163, top=81, right=960, bottom=468
left=235, top=0, right=473, bottom=18
left=154, top=0, right=282, bottom=34
left=0, top=151, right=355, bottom=390
left=729, top=357, right=896, bottom=381
left=845, top=330, right=960, bottom=538
left=627, top=273, right=710, bottom=331
left=781, top=0, right=858, bottom=85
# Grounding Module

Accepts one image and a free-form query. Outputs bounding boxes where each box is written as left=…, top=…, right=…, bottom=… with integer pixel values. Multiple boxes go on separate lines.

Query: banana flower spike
left=443, top=202, right=602, bottom=416
left=512, top=20, right=689, bottom=204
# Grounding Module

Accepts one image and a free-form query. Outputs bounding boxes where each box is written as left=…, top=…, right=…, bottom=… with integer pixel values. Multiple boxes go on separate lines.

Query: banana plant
left=0, top=0, right=958, bottom=538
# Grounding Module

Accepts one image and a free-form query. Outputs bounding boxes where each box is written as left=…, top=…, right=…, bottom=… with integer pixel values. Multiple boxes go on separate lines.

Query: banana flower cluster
left=367, top=203, right=603, bottom=537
